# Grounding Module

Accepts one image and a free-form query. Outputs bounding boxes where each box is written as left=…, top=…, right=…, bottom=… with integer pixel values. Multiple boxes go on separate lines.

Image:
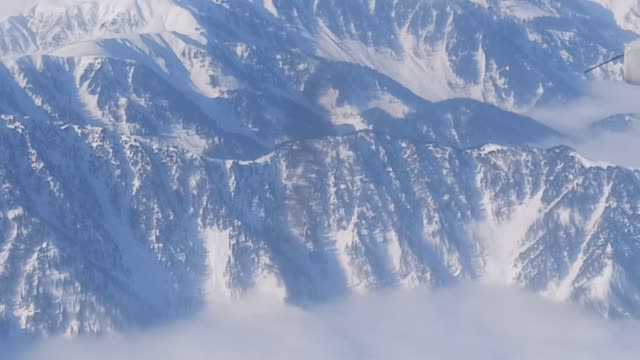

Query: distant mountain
left=591, top=113, right=640, bottom=133
left=0, top=0, right=639, bottom=337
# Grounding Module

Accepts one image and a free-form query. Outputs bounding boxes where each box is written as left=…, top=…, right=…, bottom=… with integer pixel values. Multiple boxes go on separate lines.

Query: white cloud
left=10, top=285, right=640, bottom=360
left=562, top=131, right=640, bottom=169
left=528, top=80, right=640, bottom=168
left=529, top=81, right=640, bottom=132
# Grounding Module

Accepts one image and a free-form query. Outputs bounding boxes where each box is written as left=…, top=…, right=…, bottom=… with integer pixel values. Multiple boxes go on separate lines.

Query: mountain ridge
left=0, top=0, right=639, bottom=337
left=2, top=114, right=639, bottom=336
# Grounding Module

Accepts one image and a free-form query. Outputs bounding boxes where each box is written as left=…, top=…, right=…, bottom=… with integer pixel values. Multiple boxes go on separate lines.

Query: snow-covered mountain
left=0, top=0, right=639, bottom=336
left=590, top=0, right=640, bottom=34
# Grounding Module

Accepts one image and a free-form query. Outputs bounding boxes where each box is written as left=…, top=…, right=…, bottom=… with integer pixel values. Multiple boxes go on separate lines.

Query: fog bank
left=14, top=285, right=640, bottom=360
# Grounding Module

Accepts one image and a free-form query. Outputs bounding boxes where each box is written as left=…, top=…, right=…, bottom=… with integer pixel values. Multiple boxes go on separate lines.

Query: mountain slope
left=0, top=0, right=632, bottom=145
left=1, top=116, right=639, bottom=336
left=0, top=0, right=639, bottom=337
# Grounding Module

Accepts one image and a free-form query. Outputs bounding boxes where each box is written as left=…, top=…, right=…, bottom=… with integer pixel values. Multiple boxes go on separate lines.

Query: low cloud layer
left=529, top=80, right=640, bottom=132
left=530, top=80, right=640, bottom=168
left=561, top=131, right=640, bottom=169
left=0, top=0, right=116, bottom=19
left=9, top=285, right=640, bottom=360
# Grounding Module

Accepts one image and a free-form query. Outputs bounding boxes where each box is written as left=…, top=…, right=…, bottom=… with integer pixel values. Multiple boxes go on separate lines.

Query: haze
left=7, top=285, right=640, bottom=360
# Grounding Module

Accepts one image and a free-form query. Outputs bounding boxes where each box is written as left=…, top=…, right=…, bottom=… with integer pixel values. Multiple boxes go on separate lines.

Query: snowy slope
left=0, top=0, right=632, bottom=140
left=1, top=117, right=639, bottom=337
left=0, top=0, right=639, bottom=337
left=266, top=0, right=633, bottom=109
left=589, top=0, right=640, bottom=34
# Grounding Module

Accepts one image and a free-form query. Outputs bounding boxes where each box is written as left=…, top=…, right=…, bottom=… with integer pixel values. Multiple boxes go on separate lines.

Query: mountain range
left=0, top=0, right=639, bottom=337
